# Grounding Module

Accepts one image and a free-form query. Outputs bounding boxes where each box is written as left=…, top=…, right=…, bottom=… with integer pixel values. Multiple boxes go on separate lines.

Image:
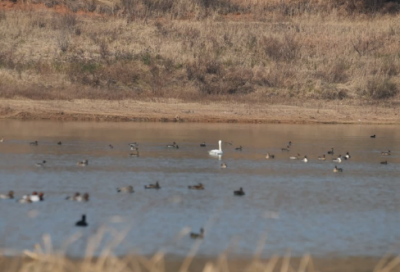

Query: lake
left=0, top=121, right=399, bottom=258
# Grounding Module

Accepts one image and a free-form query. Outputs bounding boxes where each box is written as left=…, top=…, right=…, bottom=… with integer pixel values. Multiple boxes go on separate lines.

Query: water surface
left=0, top=121, right=399, bottom=258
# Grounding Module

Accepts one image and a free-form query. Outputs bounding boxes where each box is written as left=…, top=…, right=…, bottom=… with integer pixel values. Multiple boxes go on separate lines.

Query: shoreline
left=0, top=99, right=399, bottom=124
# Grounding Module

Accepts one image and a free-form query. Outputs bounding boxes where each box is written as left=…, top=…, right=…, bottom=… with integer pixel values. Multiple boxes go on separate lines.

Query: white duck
left=209, top=140, right=223, bottom=156
left=30, top=192, right=44, bottom=202
left=290, top=154, right=300, bottom=160
left=333, top=155, right=342, bottom=163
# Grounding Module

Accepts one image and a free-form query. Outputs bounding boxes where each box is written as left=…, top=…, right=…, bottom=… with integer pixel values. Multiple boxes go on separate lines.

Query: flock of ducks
left=264, top=137, right=392, bottom=172
left=0, top=135, right=394, bottom=235
left=0, top=191, right=45, bottom=203
left=0, top=190, right=90, bottom=203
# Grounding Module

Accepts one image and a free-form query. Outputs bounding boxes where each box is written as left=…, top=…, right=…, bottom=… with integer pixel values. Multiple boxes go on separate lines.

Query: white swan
left=209, top=140, right=223, bottom=156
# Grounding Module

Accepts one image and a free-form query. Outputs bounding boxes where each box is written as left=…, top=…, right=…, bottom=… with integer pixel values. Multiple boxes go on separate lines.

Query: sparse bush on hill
left=366, top=77, right=398, bottom=99
left=0, top=0, right=399, bottom=101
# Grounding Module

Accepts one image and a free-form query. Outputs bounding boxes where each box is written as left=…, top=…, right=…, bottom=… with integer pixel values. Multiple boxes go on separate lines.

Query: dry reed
left=0, top=0, right=399, bottom=102
left=1, top=228, right=399, bottom=272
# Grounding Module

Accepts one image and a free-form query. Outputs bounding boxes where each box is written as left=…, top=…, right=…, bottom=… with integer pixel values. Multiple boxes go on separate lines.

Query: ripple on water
left=0, top=121, right=399, bottom=257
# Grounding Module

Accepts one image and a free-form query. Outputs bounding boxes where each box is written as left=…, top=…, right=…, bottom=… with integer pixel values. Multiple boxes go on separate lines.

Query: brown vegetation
left=0, top=254, right=396, bottom=272
left=0, top=230, right=398, bottom=272
left=0, top=0, right=399, bottom=103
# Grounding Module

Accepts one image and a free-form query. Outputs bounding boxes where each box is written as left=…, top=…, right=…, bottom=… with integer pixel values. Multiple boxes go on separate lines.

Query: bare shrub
left=52, top=13, right=78, bottom=31
left=186, top=58, right=222, bottom=82
left=86, top=0, right=97, bottom=12
left=382, top=2, right=400, bottom=14
left=366, top=77, right=398, bottom=99
left=329, top=60, right=349, bottom=83
left=254, top=64, right=294, bottom=88
left=61, top=13, right=77, bottom=29
left=223, top=68, right=254, bottom=94
left=351, top=35, right=381, bottom=56
left=0, top=49, right=16, bottom=69
left=262, top=36, right=282, bottom=61
left=75, top=27, right=82, bottom=36
left=98, top=39, right=110, bottom=63
left=0, top=11, right=6, bottom=22
left=321, top=87, right=349, bottom=100
left=32, top=17, right=47, bottom=28
left=381, top=58, right=399, bottom=76
left=186, top=58, right=254, bottom=95
left=67, top=61, right=102, bottom=85
left=140, top=52, right=152, bottom=65
left=316, top=59, right=349, bottom=83
left=120, top=0, right=139, bottom=19
left=261, top=35, right=301, bottom=62
left=155, top=21, right=168, bottom=36
left=56, top=32, right=71, bottom=53
left=197, top=0, right=242, bottom=14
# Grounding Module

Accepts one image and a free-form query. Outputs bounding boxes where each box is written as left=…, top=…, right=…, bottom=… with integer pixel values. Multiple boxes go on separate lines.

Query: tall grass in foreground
left=1, top=227, right=400, bottom=272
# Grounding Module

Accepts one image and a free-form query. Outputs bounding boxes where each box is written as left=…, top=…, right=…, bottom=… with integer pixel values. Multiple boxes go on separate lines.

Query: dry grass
left=0, top=0, right=400, bottom=102
left=1, top=229, right=399, bottom=272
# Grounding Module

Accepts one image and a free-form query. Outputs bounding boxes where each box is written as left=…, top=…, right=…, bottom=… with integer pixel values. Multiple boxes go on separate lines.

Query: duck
left=370, top=134, right=376, bottom=138
left=209, top=140, right=223, bottom=156
left=30, top=192, right=44, bottom=202
left=129, top=142, right=138, bottom=147
left=66, top=192, right=80, bottom=201
left=57, top=141, right=62, bottom=145
left=344, top=152, right=351, bottom=160
left=109, top=144, right=114, bottom=149
left=235, top=146, right=242, bottom=151
left=145, top=182, right=160, bottom=189
left=318, top=154, right=326, bottom=161
left=29, top=141, right=38, bottom=146
left=381, top=161, right=388, bottom=165
left=117, top=186, right=134, bottom=193
left=188, top=183, right=204, bottom=190
left=234, top=187, right=245, bottom=196
left=35, top=160, right=46, bottom=167
left=287, top=141, right=292, bottom=146
left=0, top=191, right=14, bottom=199
left=265, top=153, right=275, bottom=159
left=333, top=155, right=342, bottom=163
left=77, top=160, right=89, bottom=166
left=18, top=195, right=32, bottom=204
left=302, top=156, right=308, bottom=163
left=130, top=147, right=139, bottom=157
left=221, top=163, right=227, bottom=168
left=167, top=142, right=178, bottom=148
left=327, top=148, right=334, bottom=155
left=190, top=228, right=204, bottom=239
left=290, top=153, right=300, bottom=160
left=281, top=145, right=290, bottom=151
left=200, top=142, right=206, bottom=147
left=76, top=193, right=89, bottom=202
left=76, top=215, right=88, bottom=227
left=381, top=150, right=391, bottom=156
left=333, top=165, right=343, bottom=173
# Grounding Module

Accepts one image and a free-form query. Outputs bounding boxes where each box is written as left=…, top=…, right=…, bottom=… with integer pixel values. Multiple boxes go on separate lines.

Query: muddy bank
left=0, top=99, right=399, bottom=124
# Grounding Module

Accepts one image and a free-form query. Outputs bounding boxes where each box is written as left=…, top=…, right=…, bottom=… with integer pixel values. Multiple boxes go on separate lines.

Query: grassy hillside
left=0, top=0, right=399, bottom=102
